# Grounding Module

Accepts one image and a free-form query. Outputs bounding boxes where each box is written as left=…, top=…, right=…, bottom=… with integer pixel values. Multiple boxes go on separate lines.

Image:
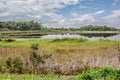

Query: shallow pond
left=0, top=33, right=120, bottom=40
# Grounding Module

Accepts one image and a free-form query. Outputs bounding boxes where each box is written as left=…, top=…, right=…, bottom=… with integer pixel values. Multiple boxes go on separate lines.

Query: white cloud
left=71, top=12, right=79, bottom=17
left=115, top=0, right=120, bottom=2
left=43, top=13, right=95, bottom=28
left=94, top=10, right=105, bottom=15
left=102, top=10, right=120, bottom=21
left=70, top=14, right=94, bottom=22
left=100, top=10, right=120, bottom=28
left=0, top=12, right=9, bottom=17
left=0, top=0, right=80, bottom=20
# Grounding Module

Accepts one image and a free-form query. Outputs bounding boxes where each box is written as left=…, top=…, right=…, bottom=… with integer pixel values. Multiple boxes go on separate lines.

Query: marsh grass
left=0, top=74, right=76, bottom=80
left=0, top=38, right=116, bottom=48
left=0, top=38, right=119, bottom=75
left=51, top=38, right=88, bottom=42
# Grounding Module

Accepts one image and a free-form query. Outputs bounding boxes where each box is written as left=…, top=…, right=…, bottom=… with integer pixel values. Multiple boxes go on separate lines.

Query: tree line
left=0, top=21, right=43, bottom=31
left=80, top=25, right=118, bottom=31
left=0, top=21, right=118, bottom=31
left=52, top=25, right=118, bottom=31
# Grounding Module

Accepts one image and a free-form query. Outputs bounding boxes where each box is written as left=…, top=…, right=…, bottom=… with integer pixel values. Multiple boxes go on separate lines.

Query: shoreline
left=0, top=30, right=120, bottom=36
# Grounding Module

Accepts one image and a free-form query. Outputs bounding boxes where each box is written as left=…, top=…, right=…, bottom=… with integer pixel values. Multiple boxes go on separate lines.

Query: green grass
left=0, top=38, right=117, bottom=48
left=0, top=67, right=119, bottom=80
left=0, top=74, right=75, bottom=80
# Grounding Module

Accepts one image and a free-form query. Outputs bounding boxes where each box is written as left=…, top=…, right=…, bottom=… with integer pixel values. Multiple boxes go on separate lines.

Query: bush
left=99, top=39, right=111, bottom=42
left=29, top=51, right=44, bottom=67
left=6, top=57, right=23, bottom=74
left=29, top=44, right=43, bottom=67
left=51, top=38, right=88, bottom=42
left=30, top=44, right=39, bottom=50
left=0, top=39, right=2, bottom=41
left=77, top=67, right=120, bottom=80
left=4, top=38, right=16, bottom=42
left=29, top=44, right=52, bottom=74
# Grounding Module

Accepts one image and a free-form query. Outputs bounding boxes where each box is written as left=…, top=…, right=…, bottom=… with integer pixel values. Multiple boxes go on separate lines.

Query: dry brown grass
left=0, top=45, right=119, bottom=64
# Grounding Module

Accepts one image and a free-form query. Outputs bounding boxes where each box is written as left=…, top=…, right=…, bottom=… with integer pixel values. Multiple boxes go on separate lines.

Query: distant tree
left=80, top=25, right=117, bottom=31
left=0, top=21, right=118, bottom=31
left=0, top=21, right=43, bottom=31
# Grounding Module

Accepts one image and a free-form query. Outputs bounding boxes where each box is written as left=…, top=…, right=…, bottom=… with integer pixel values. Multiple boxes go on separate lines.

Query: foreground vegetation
left=0, top=67, right=120, bottom=80
left=0, top=38, right=117, bottom=47
left=0, top=38, right=119, bottom=75
left=0, top=38, right=119, bottom=80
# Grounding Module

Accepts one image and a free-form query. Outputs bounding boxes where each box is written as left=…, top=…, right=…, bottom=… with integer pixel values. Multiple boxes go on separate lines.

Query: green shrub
left=29, top=44, right=52, bottom=73
left=77, top=67, right=120, bottom=80
left=78, top=38, right=88, bottom=42
left=52, top=38, right=88, bottom=42
left=0, top=66, right=2, bottom=73
left=6, top=57, right=23, bottom=74
left=29, top=44, right=43, bottom=67
left=4, top=38, right=16, bottom=42
left=99, top=39, right=111, bottom=42
left=98, top=67, right=112, bottom=79
left=29, top=50, right=44, bottom=66
left=0, top=39, right=2, bottom=41
left=30, top=44, right=39, bottom=50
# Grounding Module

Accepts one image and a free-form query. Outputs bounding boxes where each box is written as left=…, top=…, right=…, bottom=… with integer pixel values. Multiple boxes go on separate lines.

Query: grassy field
left=0, top=38, right=117, bottom=47
left=0, top=38, right=119, bottom=77
left=0, top=74, right=75, bottom=80
left=0, top=38, right=119, bottom=63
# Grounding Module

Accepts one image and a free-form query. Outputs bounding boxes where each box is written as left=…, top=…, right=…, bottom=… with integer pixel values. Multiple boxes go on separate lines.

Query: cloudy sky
left=0, top=0, right=120, bottom=28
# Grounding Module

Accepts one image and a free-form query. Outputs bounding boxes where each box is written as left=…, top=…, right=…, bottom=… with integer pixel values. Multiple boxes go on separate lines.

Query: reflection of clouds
left=41, top=34, right=120, bottom=40
left=107, top=34, right=120, bottom=40
left=41, top=34, right=84, bottom=39
left=0, top=34, right=119, bottom=40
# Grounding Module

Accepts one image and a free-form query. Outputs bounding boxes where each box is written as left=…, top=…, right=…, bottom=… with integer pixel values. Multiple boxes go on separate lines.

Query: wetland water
left=0, top=33, right=120, bottom=40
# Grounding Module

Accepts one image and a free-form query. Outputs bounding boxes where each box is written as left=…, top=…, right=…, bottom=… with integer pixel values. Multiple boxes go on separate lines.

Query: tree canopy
left=80, top=25, right=117, bottom=31
left=0, top=21, right=118, bottom=31
left=0, top=21, right=43, bottom=31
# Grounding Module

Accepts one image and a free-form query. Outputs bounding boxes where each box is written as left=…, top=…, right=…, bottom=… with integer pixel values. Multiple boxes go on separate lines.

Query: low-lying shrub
left=51, top=38, right=88, bottom=42
left=29, top=50, right=45, bottom=67
left=78, top=67, right=120, bottom=80
left=99, top=39, right=111, bottom=42
left=0, top=39, right=2, bottom=41
left=4, top=38, right=16, bottom=42
left=6, top=57, right=23, bottom=74
left=30, top=43, right=39, bottom=50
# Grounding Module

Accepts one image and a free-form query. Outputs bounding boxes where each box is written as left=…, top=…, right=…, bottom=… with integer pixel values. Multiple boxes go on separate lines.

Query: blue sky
left=0, top=0, right=120, bottom=28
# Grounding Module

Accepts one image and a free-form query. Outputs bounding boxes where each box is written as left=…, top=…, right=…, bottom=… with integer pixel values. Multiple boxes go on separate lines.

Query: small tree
left=29, top=44, right=52, bottom=74
left=29, top=44, right=45, bottom=74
